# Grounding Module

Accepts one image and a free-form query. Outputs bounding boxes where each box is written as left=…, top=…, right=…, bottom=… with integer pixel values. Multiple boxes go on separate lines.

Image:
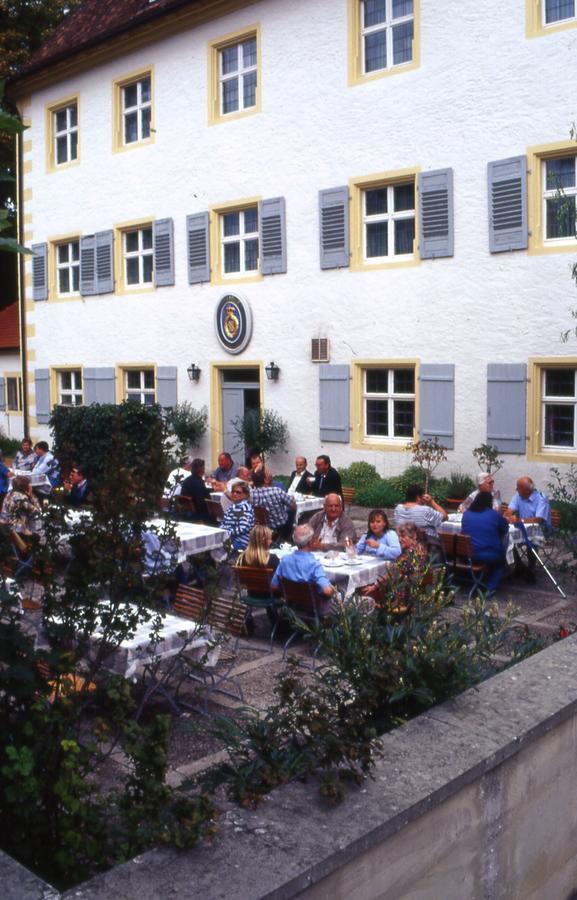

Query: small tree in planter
left=165, top=402, right=208, bottom=457
left=232, top=408, right=289, bottom=463
left=407, top=438, right=447, bottom=493
left=472, top=443, right=504, bottom=475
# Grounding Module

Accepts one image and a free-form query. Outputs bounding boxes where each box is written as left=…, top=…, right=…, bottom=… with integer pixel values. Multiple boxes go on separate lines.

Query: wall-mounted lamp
left=265, top=361, right=280, bottom=382
left=187, top=363, right=201, bottom=383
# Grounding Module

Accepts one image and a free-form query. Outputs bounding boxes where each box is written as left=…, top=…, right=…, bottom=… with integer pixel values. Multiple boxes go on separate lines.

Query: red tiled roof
left=0, top=303, right=20, bottom=351
left=17, top=0, right=203, bottom=78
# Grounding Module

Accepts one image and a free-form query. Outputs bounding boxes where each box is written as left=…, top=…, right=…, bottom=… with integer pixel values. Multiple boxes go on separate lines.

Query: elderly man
left=251, top=469, right=295, bottom=539
left=505, top=477, right=551, bottom=526
left=394, top=484, right=447, bottom=539
left=271, top=523, right=334, bottom=598
left=63, top=464, right=92, bottom=506
left=459, top=473, right=502, bottom=513
left=163, top=456, right=192, bottom=506
left=180, top=458, right=213, bottom=521
left=308, top=493, right=357, bottom=551
left=32, top=441, right=60, bottom=495
left=212, top=452, right=238, bottom=485
left=309, top=454, right=343, bottom=497
left=287, top=456, right=312, bottom=495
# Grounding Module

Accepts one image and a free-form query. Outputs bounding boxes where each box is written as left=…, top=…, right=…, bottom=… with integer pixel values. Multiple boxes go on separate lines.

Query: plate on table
left=323, top=558, right=346, bottom=568
left=345, top=557, right=364, bottom=566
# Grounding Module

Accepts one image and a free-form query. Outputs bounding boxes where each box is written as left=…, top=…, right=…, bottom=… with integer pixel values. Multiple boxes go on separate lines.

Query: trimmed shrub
left=0, top=432, right=20, bottom=459
left=356, top=479, right=404, bottom=509
left=338, top=461, right=381, bottom=489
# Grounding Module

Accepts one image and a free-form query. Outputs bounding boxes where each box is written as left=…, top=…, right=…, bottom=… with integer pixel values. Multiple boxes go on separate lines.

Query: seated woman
left=221, top=482, right=256, bottom=552
left=356, top=509, right=401, bottom=561
left=236, top=524, right=279, bottom=572
left=361, top=523, right=428, bottom=613
left=0, top=475, right=42, bottom=535
left=461, top=490, right=508, bottom=592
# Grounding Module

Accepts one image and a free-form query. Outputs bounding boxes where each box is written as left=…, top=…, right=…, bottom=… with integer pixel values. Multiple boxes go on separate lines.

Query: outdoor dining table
left=272, top=546, right=390, bottom=600
left=439, top=514, right=543, bottom=565
left=9, top=467, right=51, bottom=491
left=210, top=490, right=324, bottom=522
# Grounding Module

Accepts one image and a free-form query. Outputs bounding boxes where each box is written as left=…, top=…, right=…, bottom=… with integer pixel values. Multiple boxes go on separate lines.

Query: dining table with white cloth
left=272, top=546, right=390, bottom=600
left=439, top=514, right=543, bottom=565
left=9, top=467, right=51, bottom=491
left=210, top=490, right=324, bottom=523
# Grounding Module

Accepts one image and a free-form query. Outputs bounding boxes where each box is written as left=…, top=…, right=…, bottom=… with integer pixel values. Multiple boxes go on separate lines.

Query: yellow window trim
left=528, top=139, right=577, bottom=255
left=116, top=364, right=157, bottom=405
left=527, top=356, right=577, bottom=462
left=208, top=196, right=263, bottom=285
left=48, top=232, right=81, bottom=303
left=210, top=361, right=264, bottom=468
left=44, top=93, right=80, bottom=173
left=114, top=217, right=156, bottom=295
left=347, top=0, right=421, bottom=87
left=351, top=358, right=420, bottom=451
left=349, top=167, right=421, bottom=272
left=49, top=365, right=84, bottom=408
left=526, top=1, right=577, bottom=38
left=207, top=23, right=261, bottom=126
left=3, top=371, right=23, bottom=414
left=112, top=65, right=155, bottom=154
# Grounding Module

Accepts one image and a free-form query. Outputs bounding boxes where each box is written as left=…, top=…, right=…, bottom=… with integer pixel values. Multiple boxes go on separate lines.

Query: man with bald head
left=308, top=493, right=357, bottom=551
left=505, top=476, right=551, bottom=526
left=271, top=523, right=334, bottom=599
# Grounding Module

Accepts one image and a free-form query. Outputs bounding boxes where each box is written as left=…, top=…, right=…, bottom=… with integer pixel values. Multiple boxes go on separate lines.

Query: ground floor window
left=542, top=366, right=577, bottom=450
left=58, top=369, right=83, bottom=406
left=363, top=366, right=415, bottom=439
left=6, top=376, right=22, bottom=412
left=124, top=369, right=155, bottom=405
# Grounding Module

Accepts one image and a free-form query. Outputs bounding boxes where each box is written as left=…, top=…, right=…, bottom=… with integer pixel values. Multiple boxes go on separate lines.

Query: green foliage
left=442, top=470, right=476, bottom=500
left=407, top=439, right=448, bottom=492
left=165, top=402, right=207, bottom=454
left=472, top=444, right=504, bottom=475
left=232, top=408, right=289, bottom=461
left=338, top=461, right=381, bottom=489
left=0, top=428, right=20, bottom=459
left=548, top=465, right=577, bottom=530
left=355, top=479, right=404, bottom=508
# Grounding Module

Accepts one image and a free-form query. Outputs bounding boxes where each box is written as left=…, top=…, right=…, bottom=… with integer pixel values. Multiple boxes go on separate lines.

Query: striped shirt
left=222, top=499, right=256, bottom=550
left=393, top=503, right=444, bottom=538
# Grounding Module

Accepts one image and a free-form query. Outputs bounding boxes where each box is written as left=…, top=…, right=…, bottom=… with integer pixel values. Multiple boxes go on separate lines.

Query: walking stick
left=517, top=521, right=567, bottom=599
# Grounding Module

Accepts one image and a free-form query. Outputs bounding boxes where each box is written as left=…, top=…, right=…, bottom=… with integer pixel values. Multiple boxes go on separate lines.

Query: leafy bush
left=389, top=465, right=430, bottom=497
left=0, top=430, right=20, bottom=459
left=232, top=408, right=289, bottom=462
left=165, top=402, right=207, bottom=454
left=355, top=478, right=404, bottom=508
left=338, top=461, right=381, bottom=489
left=444, top=470, right=476, bottom=500
left=548, top=465, right=577, bottom=531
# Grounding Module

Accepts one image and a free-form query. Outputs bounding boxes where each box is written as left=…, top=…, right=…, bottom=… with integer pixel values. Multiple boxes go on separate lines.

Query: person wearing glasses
left=458, top=473, right=501, bottom=513
left=221, top=481, right=256, bottom=551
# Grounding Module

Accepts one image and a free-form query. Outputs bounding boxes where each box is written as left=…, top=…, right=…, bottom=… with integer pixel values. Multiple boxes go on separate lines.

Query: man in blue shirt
left=271, top=524, right=334, bottom=599
left=505, top=477, right=551, bottom=527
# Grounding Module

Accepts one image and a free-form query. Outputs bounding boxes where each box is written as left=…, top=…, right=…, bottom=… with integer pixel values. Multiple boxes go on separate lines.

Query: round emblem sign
left=215, top=293, right=252, bottom=354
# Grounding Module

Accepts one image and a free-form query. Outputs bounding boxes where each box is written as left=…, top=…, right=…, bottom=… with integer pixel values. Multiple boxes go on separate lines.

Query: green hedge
left=0, top=433, right=20, bottom=459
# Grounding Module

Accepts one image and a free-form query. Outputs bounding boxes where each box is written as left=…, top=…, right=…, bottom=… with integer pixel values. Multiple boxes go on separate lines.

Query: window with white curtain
left=361, top=0, right=414, bottom=74
left=543, top=155, right=577, bottom=242
left=544, top=0, right=576, bottom=24
left=363, top=181, right=415, bottom=261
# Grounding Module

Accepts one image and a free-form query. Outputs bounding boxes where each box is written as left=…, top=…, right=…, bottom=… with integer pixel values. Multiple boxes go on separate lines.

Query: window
left=526, top=0, right=577, bottom=35
left=55, top=240, right=80, bottom=296
left=363, top=367, right=415, bottom=440
left=543, top=155, right=577, bottom=242
left=123, top=226, right=154, bottom=288
left=349, top=0, right=419, bottom=84
left=208, top=26, right=260, bottom=124
left=545, top=0, right=576, bottom=25
left=45, top=95, right=80, bottom=171
left=58, top=370, right=83, bottom=406
left=222, top=207, right=259, bottom=275
left=124, top=369, right=155, bottom=405
left=350, top=169, right=419, bottom=270
left=6, top=376, right=22, bottom=412
left=113, top=68, right=154, bottom=152
left=541, top=367, right=577, bottom=450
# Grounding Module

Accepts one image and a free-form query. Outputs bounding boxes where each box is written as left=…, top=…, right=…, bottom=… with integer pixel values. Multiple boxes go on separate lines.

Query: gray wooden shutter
left=419, top=364, right=455, bottom=450
left=32, top=243, right=48, bottom=301
left=34, top=368, right=51, bottom=424
left=153, top=218, right=175, bottom=287
left=319, top=364, right=350, bottom=442
left=187, top=212, right=210, bottom=284
left=319, top=186, right=349, bottom=269
left=418, top=169, right=454, bottom=259
left=80, top=235, right=96, bottom=296
left=487, top=363, right=527, bottom=453
left=83, top=368, right=116, bottom=405
left=487, top=156, right=528, bottom=253
left=95, top=230, right=114, bottom=294
left=259, top=197, right=287, bottom=275
left=0, top=377, right=5, bottom=413
left=156, top=366, right=177, bottom=408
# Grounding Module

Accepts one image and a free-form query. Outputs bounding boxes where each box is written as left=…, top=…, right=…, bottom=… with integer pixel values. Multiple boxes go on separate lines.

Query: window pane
left=366, top=399, right=389, bottom=436
left=141, top=106, right=151, bottom=139
left=69, top=103, right=77, bottom=127
left=71, top=241, right=80, bottom=261
left=222, top=78, right=239, bottom=114
left=55, top=109, right=67, bottom=132
left=125, top=231, right=139, bottom=253
left=394, top=400, right=415, bottom=437
left=364, top=30, right=386, bottom=72
left=223, top=212, right=240, bottom=237
left=243, top=38, right=257, bottom=67
left=140, top=77, right=151, bottom=103
left=57, top=244, right=68, bottom=264
left=545, top=404, right=575, bottom=446
left=395, top=218, right=415, bottom=254
left=224, top=242, right=240, bottom=273
left=545, top=368, right=576, bottom=397
left=56, top=135, right=68, bottom=164
left=545, top=0, right=575, bottom=24
left=127, top=371, right=140, bottom=389
left=392, top=21, right=413, bottom=65
left=123, top=83, right=138, bottom=108
left=393, top=0, right=413, bottom=16
left=72, top=267, right=80, bottom=292
left=71, top=370, right=81, bottom=389
left=244, top=239, right=259, bottom=271
left=394, top=369, right=415, bottom=393
left=546, top=156, right=576, bottom=190
left=244, top=207, right=258, bottom=233
left=144, top=370, right=155, bottom=389
left=221, top=45, right=238, bottom=74
left=366, top=188, right=387, bottom=216
left=7, top=379, right=18, bottom=410
left=546, top=195, right=576, bottom=239
left=59, top=269, right=70, bottom=294
left=126, top=257, right=140, bottom=284
left=70, top=131, right=78, bottom=160
left=143, top=255, right=153, bottom=283
left=243, top=70, right=257, bottom=108
left=142, top=228, right=153, bottom=250
left=366, top=370, right=389, bottom=393
left=61, top=371, right=72, bottom=390
left=394, top=183, right=414, bottom=211
left=144, top=393, right=155, bottom=406
left=364, top=0, right=386, bottom=27
left=124, top=111, right=138, bottom=143
left=366, top=222, right=388, bottom=257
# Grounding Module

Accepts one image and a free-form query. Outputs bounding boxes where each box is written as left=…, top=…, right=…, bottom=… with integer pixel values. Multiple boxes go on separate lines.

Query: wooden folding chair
left=278, top=576, right=330, bottom=658
left=341, top=486, right=356, bottom=511
left=253, top=505, right=268, bottom=526
left=206, top=498, right=224, bottom=524
left=440, top=532, right=488, bottom=599
left=234, top=565, right=282, bottom=649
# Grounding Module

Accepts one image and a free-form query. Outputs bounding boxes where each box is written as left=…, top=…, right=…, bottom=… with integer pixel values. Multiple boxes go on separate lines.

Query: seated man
left=63, top=464, right=92, bottom=506
left=212, top=451, right=238, bottom=485
left=287, top=456, right=313, bottom=495
left=163, top=456, right=192, bottom=507
left=505, top=476, right=551, bottom=527
left=251, top=469, right=296, bottom=539
left=308, top=493, right=357, bottom=551
left=310, top=454, right=343, bottom=497
left=271, top=523, right=334, bottom=599
left=180, top=458, right=212, bottom=522
left=32, top=441, right=60, bottom=495
left=459, top=472, right=502, bottom=513
left=393, top=484, right=447, bottom=539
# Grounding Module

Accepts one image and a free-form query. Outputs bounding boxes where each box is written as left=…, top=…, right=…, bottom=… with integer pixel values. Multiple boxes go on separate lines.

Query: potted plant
left=444, top=470, right=476, bottom=510
left=407, top=438, right=447, bottom=493
left=472, top=443, right=504, bottom=475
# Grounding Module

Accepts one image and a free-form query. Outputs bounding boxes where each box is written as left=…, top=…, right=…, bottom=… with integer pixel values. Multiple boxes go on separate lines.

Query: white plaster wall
left=22, top=0, right=577, bottom=496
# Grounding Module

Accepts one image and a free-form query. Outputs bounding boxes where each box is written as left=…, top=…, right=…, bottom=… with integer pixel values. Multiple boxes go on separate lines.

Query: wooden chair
left=36, top=659, right=96, bottom=704
left=206, top=498, right=224, bottom=524
left=253, top=505, right=268, bottom=526
left=278, top=577, right=330, bottom=657
left=439, top=532, right=488, bottom=599
left=234, top=565, right=282, bottom=650
left=341, top=486, right=356, bottom=511
left=173, top=495, right=197, bottom=519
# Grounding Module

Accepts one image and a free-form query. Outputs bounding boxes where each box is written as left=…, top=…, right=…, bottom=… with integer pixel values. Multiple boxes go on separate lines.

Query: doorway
left=220, top=366, right=261, bottom=461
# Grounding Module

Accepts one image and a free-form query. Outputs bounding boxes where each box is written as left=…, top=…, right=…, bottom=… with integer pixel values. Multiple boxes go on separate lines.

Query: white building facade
left=10, top=0, right=577, bottom=494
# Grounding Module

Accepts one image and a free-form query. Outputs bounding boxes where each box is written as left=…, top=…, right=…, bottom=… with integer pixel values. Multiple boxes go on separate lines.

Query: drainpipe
left=15, top=127, right=29, bottom=438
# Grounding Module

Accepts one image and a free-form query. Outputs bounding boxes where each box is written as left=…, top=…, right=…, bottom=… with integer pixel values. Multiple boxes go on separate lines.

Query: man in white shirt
left=163, top=457, right=192, bottom=507
left=32, top=441, right=59, bottom=495
left=459, top=473, right=502, bottom=513
left=287, top=456, right=312, bottom=495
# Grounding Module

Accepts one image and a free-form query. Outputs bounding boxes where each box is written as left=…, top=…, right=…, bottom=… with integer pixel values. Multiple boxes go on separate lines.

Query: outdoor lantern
left=187, top=363, right=201, bottom=383
left=265, top=361, right=280, bottom=381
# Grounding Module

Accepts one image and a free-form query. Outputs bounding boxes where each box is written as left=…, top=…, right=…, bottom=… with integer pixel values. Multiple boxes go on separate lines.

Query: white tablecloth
left=439, top=515, right=543, bottom=565
left=10, top=468, right=51, bottom=490
left=272, top=547, right=390, bottom=600
left=211, top=490, right=324, bottom=523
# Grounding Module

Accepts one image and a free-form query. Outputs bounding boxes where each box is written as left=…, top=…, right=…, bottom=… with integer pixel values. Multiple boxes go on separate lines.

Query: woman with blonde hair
left=235, top=524, right=279, bottom=572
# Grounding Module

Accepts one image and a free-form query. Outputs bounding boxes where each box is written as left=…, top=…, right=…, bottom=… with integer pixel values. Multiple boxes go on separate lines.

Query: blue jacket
left=462, top=508, right=508, bottom=559
left=356, top=529, right=401, bottom=560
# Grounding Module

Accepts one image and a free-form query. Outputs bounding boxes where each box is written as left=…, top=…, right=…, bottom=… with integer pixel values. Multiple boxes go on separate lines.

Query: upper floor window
left=113, top=69, right=154, bottom=152
left=56, top=240, right=80, bottom=297
left=123, top=226, right=153, bottom=288
left=124, top=369, right=155, bottom=405
left=46, top=95, right=80, bottom=171
left=545, top=0, right=576, bottom=24
left=543, top=155, right=577, bottom=242
left=363, top=181, right=415, bottom=261
left=208, top=27, right=260, bottom=124
left=363, top=366, right=415, bottom=441
left=58, top=369, right=83, bottom=406
left=221, top=207, right=259, bottom=276
left=362, top=0, right=414, bottom=73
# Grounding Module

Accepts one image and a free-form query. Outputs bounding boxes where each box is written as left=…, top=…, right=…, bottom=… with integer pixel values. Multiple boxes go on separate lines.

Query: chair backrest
left=551, top=509, right=561, bottom=528
left=439, top=531, right=456, bottom=560
left=174, top=584, right=245, bottom=636
left=206, top=498, right=223, bottom=523
left=342, top=486, right=356, bottom=508
left=235, top=565, right=278, bottom=595
left=279, top=577, right=320, bottom=618
left=174, top=495, right=197, bottom=517
left=453, top=533, right=474, bottom=561
left=253, top=505, right=268, bottom=526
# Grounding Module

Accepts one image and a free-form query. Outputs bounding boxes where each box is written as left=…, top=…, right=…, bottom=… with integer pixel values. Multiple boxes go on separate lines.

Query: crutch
left=517, top=521, right=567, bottom=599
